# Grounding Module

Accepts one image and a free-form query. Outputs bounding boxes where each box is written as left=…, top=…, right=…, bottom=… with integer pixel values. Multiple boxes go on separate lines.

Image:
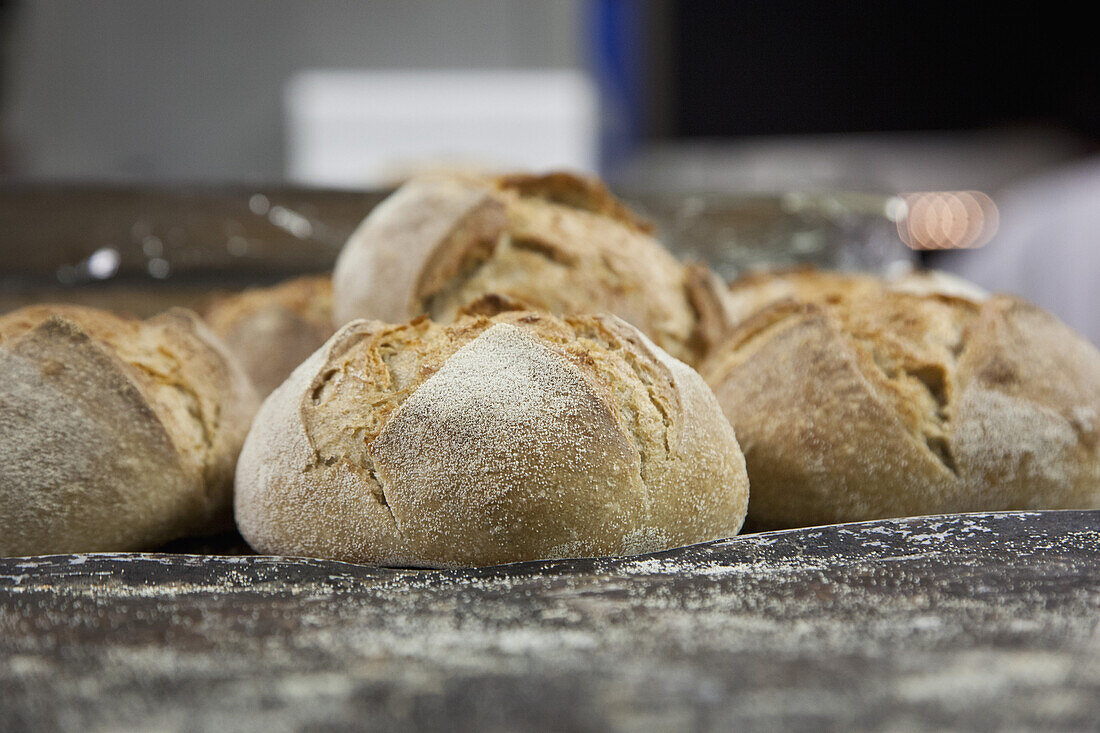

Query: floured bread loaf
left=332, top=172, right=732, bottom=365
left=700, top=286, right=1100, bottom=529
left=235, top=310, right=748, bottom=568
left=0, top=305, right=259, bottom=555
left=204, top=275, right=334, bottom=396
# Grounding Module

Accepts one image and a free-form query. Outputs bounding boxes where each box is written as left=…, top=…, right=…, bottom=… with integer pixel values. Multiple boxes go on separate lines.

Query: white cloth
left=949, top=157, right=1100, bottom=345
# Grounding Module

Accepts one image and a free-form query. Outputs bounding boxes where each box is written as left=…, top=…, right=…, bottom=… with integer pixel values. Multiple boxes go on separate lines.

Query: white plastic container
left=285, top=69, right=599, bottom=188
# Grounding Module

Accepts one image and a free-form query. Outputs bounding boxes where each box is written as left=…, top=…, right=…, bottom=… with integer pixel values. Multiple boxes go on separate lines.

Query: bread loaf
left=204, top=275, right=334, bottom=396
left=701, top=285, right=1100, bottom=529
left=235, top=310, right=749, bottom=568
left=0, top=305, right=259, bottom=555
left=332, top=172, right=732, bottom=365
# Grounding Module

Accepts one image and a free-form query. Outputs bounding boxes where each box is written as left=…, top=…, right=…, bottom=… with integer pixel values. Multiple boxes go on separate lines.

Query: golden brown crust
left=204, top=275, right=333, bottom=333
left=683, top=263, right=739, bottom=359
left=951, top=296, right=1100, bottom=510
left=235, top=310, right=748, bottom=568
left=701, top=287, right=1100, bottom=529
left=332, top=176, right=507, bottom=325
left=204, top=275, right=335, bottom=396
left=142, top=308, right=260, bottom=507
left=703, top=298, right=964, bottom=528
left=724, top=267, right=884, bottom=328
left=493, top=171, right=654, bottom=233
left=0, top=304, right=258, bottom=555
left=332, top=172, right=720, bottom=365
left=724, top=266, right=990, bottom=330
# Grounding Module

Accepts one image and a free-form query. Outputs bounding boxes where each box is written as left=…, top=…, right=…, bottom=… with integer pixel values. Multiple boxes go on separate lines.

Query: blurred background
left=1, top=1, right=1098, bottom=337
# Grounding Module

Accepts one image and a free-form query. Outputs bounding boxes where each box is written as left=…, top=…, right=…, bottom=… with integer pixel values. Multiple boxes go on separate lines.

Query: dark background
left=668, top=3, right=1097, bottom=141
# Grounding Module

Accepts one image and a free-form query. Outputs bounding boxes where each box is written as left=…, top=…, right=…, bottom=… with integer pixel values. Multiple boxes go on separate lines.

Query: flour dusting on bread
left=235, top=310, right=748, bottom=567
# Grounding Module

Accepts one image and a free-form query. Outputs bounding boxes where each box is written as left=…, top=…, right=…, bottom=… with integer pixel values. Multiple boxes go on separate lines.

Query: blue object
left=586, top=0, right=646, bottom=174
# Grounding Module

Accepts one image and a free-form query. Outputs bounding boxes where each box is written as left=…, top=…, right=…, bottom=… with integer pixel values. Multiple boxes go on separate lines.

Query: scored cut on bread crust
left=0, top=305, right=259, bottom=555
left=332, top=172, right=735, bottom=365
left=701, top=287, right=1100, bottom=529
left=235, top=310, right=748, bottom=568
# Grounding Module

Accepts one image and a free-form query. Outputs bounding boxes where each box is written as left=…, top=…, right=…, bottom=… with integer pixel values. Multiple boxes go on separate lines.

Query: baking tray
left=1, top=185, right=1095, bottom=731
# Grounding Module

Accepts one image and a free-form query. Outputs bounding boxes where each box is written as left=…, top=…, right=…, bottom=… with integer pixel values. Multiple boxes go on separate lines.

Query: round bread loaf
left=0, top=305, right=259, bottom=555
left=204, top=275, right=334, bottom=396
left=332, top=172, right=732, bottom=365
left=700, top=286, right=1100, bottom=529
left=235, top=310, right=749, bottom=568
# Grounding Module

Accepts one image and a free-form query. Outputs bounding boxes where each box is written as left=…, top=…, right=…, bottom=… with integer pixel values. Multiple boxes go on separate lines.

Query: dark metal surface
left=0, top=184, right=905, bottom=287
left=2, top=510, right=1098, bottom=732
left=0, top=185, right=383, bottom=280
left=0, top=185, right=385, bottom=317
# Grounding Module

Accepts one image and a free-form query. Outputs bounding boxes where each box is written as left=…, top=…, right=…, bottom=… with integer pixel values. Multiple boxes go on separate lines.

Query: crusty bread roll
left=235, top=310, right=749, bottom=568
left=332, top=172, right=732, bottom=365
left=0, top=305, right=259, bottom=555
left=204, top=275, right=334, bottom=396
left=700, top=286, right=1100, bottom=529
